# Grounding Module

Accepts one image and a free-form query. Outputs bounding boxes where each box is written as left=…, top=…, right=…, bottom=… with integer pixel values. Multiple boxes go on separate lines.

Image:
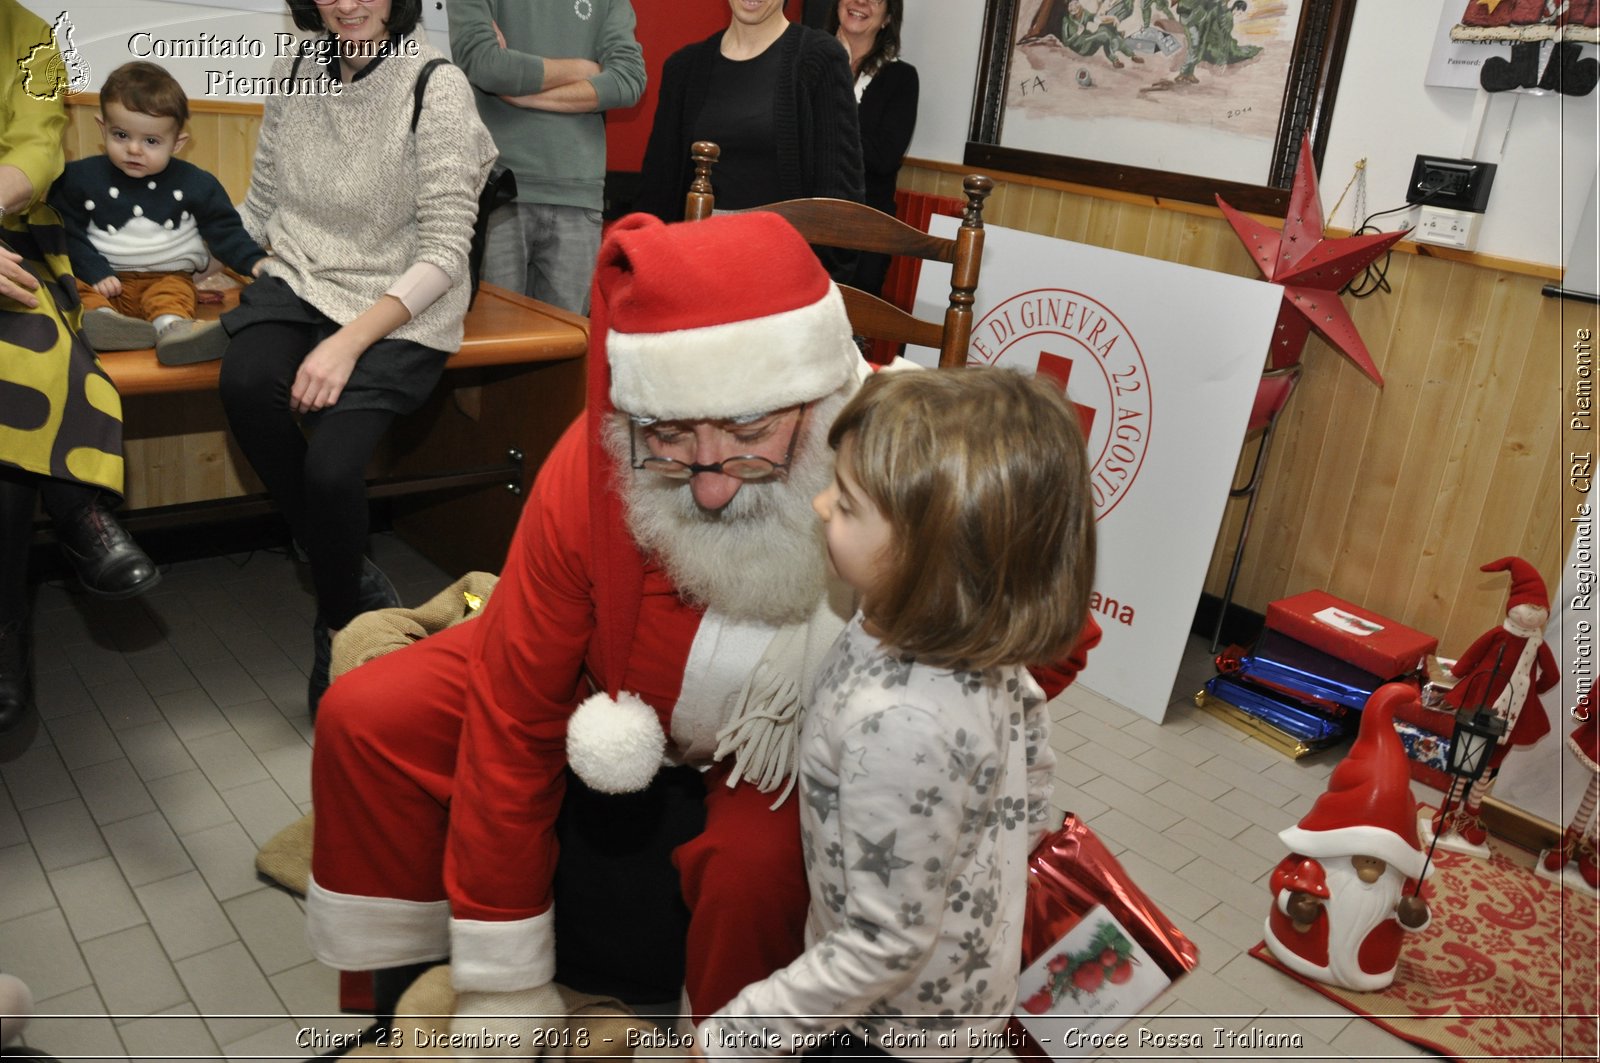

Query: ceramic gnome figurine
left=1265, top=684, right=1432, bottom=991
left=1432, top=556, right=1556, bottom=845
left=1542, top=685, right=1600, bottom=887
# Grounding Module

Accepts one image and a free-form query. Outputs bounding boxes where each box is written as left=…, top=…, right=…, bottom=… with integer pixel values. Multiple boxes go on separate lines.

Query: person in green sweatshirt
left=448, top=0, right=645, bottom=314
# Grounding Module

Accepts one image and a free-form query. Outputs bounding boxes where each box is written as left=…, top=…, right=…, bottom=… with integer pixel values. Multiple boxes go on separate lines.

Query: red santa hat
left=566, top=212, right=860, bottom=794
left=1480, top=556, right=1549, bottom=613
left=1278, top=683, right=1430, bottom=880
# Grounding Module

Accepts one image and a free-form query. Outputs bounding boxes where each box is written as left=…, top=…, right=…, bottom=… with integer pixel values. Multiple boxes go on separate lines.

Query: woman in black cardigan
left=634, top=0, right=863, bottom=228
left=830, top=0, right=918, bottom=297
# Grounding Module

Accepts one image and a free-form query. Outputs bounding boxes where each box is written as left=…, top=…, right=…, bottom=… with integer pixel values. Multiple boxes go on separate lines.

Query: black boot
left=1539, top=40, right=1599, bottom=96
left=300, top=963, right=433, bottom=1059
left=53, top=501, right=160, bottom=599
left=357, top=557, right=401, bottom=614
left=1481, top=40, right=1542, bottom=92
left=372, top=962, right=433, bottom=1028
left=0, top=621, right=31, bottom=734
left=308, top=616, right=331, bottom=718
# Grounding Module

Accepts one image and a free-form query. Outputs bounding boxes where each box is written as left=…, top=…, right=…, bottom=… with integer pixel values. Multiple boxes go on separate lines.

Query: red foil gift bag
left=1009, top=813, right=1200, bottom=1060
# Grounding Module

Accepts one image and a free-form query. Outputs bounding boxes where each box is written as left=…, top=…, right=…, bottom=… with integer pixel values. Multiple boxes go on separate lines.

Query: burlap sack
left=331, top=571, right=499, bottom=681
left=256, top=572, right=499, bottom=896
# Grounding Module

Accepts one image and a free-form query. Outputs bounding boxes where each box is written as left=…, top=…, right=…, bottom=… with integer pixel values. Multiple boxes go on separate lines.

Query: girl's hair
left=286, top=0, right=422, bottom=36
left=99, top=62, right=189, bottom=128
left=828, top=368, right=1096, bottom=671
left=826, top=0, right=905, bottom=79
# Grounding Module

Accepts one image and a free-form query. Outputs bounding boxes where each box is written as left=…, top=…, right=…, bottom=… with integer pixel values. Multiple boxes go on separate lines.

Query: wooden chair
left=683, top=141, right=993, bottom=369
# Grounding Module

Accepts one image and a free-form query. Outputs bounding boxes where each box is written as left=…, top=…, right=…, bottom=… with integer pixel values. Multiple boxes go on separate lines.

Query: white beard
left=601, top=388, right=847, bottom=627
left=1321, top=859, right=1404, bottom=986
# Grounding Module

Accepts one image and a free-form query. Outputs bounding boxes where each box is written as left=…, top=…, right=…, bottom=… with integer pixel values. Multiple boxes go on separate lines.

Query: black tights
left=0, top=468, right=106, bottom=626
left=219, top=320, right=395, bottom=630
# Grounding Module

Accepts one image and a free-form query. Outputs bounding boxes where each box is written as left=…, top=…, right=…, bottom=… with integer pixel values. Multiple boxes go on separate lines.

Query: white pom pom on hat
left=567, top=691, right=667, bottom=794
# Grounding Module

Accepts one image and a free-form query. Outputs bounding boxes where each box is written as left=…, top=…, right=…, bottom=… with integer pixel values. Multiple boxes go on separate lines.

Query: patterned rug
left=1250, top=840, right=1598, bottom=1062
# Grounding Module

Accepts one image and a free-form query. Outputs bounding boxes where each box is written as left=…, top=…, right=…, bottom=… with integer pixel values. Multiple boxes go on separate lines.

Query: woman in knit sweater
left=219, top=0, right=496, bottom=712
left=633, top=0, right=864, bottom=225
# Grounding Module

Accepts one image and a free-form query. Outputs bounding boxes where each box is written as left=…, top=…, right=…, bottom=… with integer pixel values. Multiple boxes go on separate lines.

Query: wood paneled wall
left=60, top=96, right=1580, bottom=656
left=901, top=161, right=1582, bottom=658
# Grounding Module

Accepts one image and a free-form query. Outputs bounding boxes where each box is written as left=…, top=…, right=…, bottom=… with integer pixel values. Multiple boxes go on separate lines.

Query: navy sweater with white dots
left=49, top=155, right=268, bottom=284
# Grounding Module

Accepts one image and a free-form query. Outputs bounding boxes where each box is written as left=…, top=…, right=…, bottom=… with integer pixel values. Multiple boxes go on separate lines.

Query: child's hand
left=250, top=256, right=272, bottom=278
left=94, top=275, right=122, bottom=298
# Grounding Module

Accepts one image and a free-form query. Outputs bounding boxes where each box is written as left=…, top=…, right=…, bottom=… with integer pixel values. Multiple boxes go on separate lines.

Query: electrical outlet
left=1414, top=205, right=1480, bottom=250
left=1407, top=156, right=1497, bottom=213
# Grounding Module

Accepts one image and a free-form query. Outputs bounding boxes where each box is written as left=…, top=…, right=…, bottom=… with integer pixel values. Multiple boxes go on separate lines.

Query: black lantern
left=1412, top=645, right=1509, bottom=891
left=1446, top=703, right=1508, bottom=783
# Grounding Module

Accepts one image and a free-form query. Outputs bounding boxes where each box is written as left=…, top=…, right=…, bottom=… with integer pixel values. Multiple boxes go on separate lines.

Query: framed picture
left=965, top=0, right=1358, bottom=216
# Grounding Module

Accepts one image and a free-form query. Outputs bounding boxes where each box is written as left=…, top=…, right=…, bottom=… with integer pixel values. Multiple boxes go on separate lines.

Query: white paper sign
left=1013, top=905, right=1172, bottom=1060
left=913, top=220, right=1280, bottom=721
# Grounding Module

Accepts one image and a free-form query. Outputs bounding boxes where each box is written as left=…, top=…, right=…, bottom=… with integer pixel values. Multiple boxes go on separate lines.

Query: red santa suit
left=1265, top=684, right=1432, bottom=992
left=1442, top=557, right=1556, bottom=770
left=304, top=213, right=1098, bottom=1022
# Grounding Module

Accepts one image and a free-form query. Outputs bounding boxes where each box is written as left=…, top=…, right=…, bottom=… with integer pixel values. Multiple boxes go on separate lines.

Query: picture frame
left=964, top=0, right=1358, bottom=216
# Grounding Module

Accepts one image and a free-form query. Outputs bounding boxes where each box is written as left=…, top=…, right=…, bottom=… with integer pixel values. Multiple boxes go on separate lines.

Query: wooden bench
left=91, top=283, right=590, bottom=575
left=98, top=282, right=589, bottom=394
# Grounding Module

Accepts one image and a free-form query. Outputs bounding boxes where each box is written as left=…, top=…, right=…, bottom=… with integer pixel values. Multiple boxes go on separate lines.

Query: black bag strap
left=412, top=57, right=449, bottom=133
left=289, top=45, right=446, bottom=131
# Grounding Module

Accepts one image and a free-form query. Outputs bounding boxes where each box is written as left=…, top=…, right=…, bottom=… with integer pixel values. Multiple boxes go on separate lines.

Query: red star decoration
left=1216, top=135, right=1409, bottom=387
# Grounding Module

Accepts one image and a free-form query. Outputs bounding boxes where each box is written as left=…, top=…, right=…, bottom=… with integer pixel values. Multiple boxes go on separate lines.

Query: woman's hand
left=0, top=244, right=41, bottom=307
left=94, top=275, right=122, bottom=298
left=251, top=256, right=273, bottom=277
left=291, top=329, right=363, bottom=413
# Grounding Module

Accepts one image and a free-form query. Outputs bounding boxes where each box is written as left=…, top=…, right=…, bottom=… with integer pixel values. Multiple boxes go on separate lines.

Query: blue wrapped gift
left=1202, top=674, right=1352, bottom=746
left=1234, top=628, right=1389, bottom=715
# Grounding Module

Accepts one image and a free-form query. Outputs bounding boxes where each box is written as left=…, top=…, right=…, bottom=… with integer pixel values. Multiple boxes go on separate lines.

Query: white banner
left=913, top=221, right=1281, bottom=722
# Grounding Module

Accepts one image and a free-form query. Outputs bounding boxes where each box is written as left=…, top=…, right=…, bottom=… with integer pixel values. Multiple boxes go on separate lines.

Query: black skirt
left=221, top=275, right=449, bottom=418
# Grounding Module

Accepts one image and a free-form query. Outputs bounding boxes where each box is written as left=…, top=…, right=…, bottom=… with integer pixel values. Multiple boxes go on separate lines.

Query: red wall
left=605, top=1, right=807, bottom=173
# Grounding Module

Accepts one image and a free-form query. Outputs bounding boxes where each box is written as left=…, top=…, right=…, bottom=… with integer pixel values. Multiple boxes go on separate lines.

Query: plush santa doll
left=1265, top=683, right=1432, bottom=992
left=1432, top=556, right=1557, bottom=845
left=1542, top=685, right=1599, bottom=887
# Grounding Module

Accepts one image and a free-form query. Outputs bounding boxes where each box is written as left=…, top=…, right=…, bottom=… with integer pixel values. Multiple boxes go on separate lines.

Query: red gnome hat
left=1480, top=556, right=1549, bottom=613
left=1278, top=684, right=1430, bottom=881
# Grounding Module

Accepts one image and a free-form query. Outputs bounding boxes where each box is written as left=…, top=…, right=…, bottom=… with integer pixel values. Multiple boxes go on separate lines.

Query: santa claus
left=301, top=211, right=1100, bottom=1049
left=1265, top=683, right=1432, bottom=992
left=1432, top=556, right=1556, bottom=846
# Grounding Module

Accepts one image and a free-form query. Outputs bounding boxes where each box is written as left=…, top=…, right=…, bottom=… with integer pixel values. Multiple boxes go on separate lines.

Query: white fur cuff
left=305, top=875, right=451, bottom=970
left=450, top=910, right=557, bottom=992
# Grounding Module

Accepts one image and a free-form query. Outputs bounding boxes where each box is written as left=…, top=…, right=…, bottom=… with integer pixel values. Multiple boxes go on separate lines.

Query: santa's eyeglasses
left=629, top=405, right=807, bottom=481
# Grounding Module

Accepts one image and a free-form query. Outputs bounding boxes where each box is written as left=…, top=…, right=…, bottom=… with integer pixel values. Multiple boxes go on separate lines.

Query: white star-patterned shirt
left=702, top=613, right=1057, bottom=1059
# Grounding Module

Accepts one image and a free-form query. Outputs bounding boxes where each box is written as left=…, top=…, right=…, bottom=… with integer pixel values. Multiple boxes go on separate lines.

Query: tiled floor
left=1, top=534, right=1443, bottom=1061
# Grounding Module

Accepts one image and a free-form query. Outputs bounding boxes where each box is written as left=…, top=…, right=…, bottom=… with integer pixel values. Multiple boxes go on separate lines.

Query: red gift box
left=1264, top=591, right=1437, bottom=680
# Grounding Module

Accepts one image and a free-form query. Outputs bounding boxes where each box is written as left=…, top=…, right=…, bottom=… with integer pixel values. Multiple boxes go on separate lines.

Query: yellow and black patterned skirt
left=1, top=205, right=124, bottom=497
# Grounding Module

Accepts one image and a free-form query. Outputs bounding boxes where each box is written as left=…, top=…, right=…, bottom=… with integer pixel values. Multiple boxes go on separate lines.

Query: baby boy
left=50, top=61, right=267, bottom=364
